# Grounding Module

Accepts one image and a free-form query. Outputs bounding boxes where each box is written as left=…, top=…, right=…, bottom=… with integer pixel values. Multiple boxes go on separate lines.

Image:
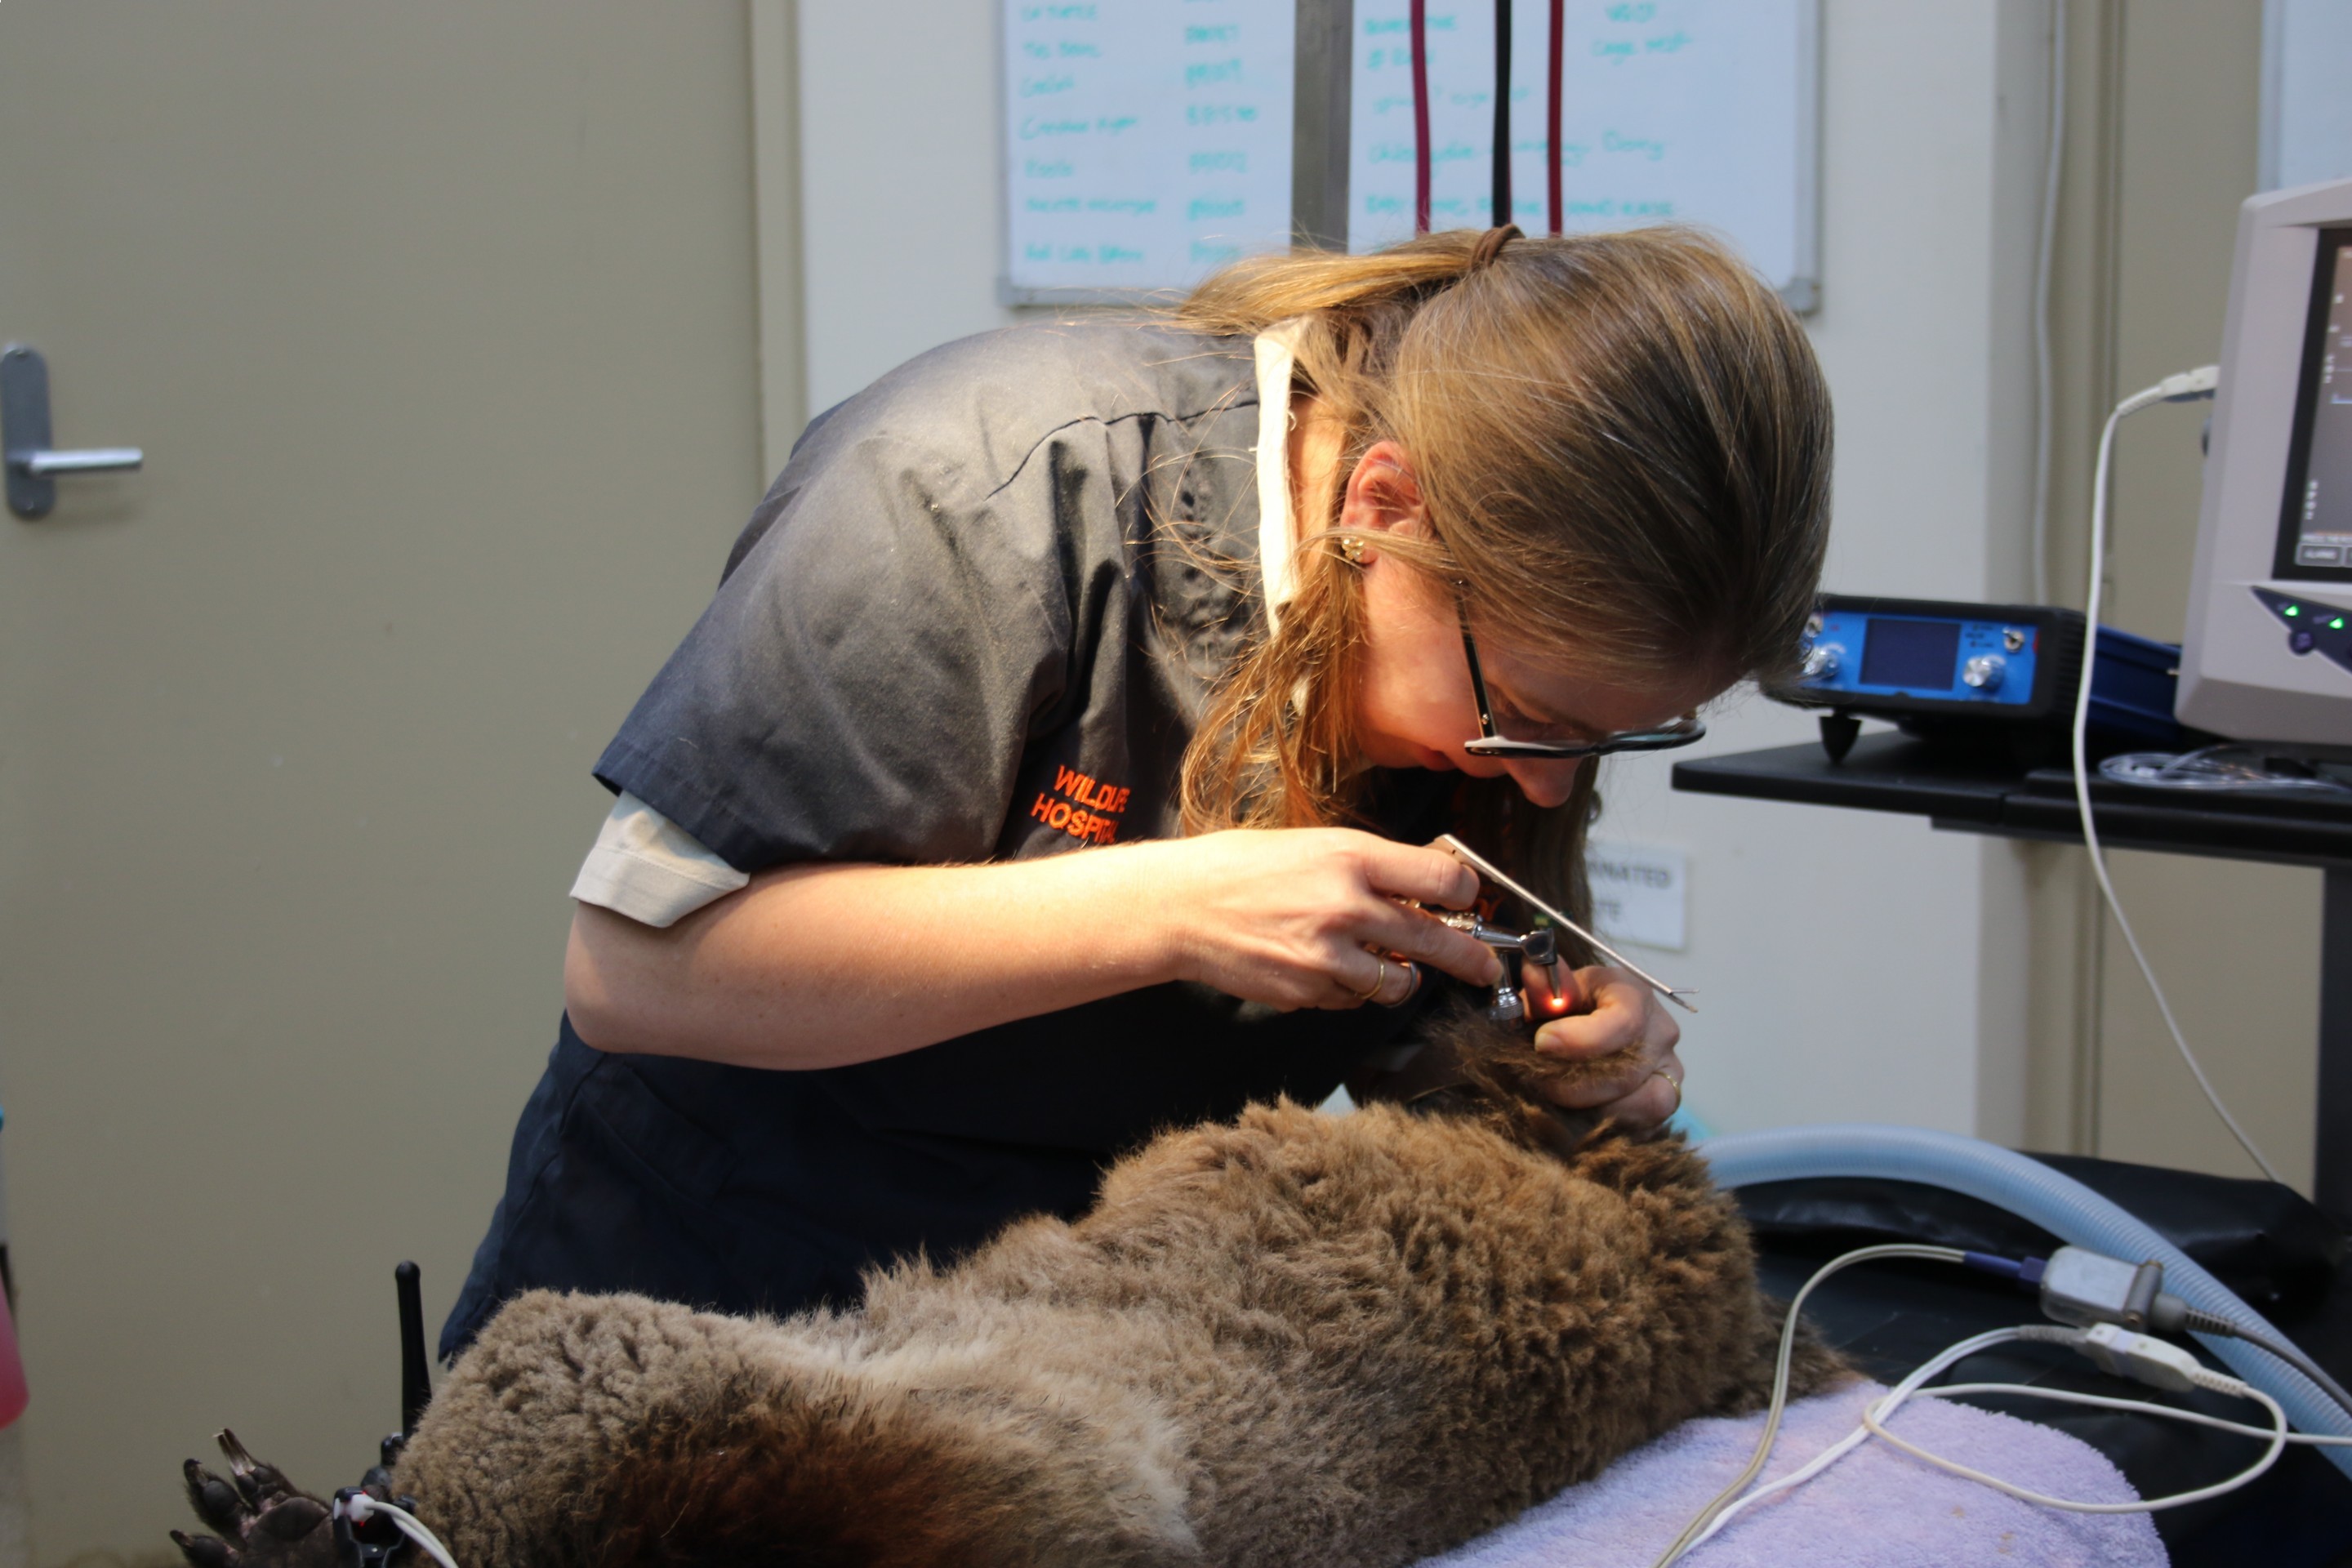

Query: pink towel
left=1420, top=1382, right=2165, bottom=1567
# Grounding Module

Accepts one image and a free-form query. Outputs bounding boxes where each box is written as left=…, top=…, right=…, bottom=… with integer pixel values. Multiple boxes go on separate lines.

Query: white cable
left=1648, top=1244, right=1967, bottom=1566
left=1687, top=1326, right=2028, bottom=1550
left=1663, top=1234, right=2315, bottom=1557
left=1858, top=1372, right=2289, bottom=1512
left=2073, top=368, right=2287, bottom=1185
left=1915, top=1381, right=2352, bottom=1446
left=1695, top=1334, right=2296, bottom=1549
left=2031, top=0, right=2067, bottom=604
left=337, top=1494, right=461, bottom=1568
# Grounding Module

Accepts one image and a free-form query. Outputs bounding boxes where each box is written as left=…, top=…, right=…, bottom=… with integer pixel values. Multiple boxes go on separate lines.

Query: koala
left=174, top=1005, right=1845, bottom=1568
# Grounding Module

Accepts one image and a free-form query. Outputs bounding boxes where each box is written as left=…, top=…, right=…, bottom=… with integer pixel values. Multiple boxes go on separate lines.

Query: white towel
left=1420, top=1381, right=2166, bottom=1567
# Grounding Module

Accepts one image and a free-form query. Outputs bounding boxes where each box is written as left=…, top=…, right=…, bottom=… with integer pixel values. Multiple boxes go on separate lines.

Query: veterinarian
left=443, top=225, right=1832, bottom=1354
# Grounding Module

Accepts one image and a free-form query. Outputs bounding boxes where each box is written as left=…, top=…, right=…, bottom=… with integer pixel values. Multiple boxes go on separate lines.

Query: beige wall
left=2026, top=0, right=2322, bottom=1188
left=0, top=6, right=766, bottom=1561
left=1557, top=0, right=2055, bottom=1146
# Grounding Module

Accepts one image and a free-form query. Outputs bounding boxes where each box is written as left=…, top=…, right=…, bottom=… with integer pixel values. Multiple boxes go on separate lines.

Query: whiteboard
left=1348, top=0, right=1818, bottom=305
left=1001, top=0, right=1820, bottom=306
left=2262, top=0, right=2352, bottom=191
left=1001, top=2, right=1296, bottom=301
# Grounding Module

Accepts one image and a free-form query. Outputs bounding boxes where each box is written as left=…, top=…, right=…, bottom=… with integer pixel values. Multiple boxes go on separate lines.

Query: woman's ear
left=1339, top=440, right=1428, bottom=551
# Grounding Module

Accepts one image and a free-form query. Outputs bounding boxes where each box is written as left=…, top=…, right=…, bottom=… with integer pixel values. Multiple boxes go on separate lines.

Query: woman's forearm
left=565, top=829, right=1495, bottom=1070
left=563, top=847, right=1186, bottom=1069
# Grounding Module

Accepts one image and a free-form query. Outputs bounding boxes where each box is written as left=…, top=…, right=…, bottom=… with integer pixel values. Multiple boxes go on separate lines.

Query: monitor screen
left=1859, top=617, right=1960, bottom=690
left=2276, top=225, right=2352, bottom=583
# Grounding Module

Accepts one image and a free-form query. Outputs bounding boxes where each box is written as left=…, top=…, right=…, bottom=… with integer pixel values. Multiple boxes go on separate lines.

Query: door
left=0, top=6, right=767, bottom=1559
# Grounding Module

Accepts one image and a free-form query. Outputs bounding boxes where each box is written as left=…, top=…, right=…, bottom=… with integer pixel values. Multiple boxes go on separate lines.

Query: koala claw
left=172, top=1530, right=232, bottom=1568
left=172, top=1434, right=343, bottom=1568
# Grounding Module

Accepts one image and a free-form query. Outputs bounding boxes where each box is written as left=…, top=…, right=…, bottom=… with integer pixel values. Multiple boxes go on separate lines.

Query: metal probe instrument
left=1425, top=909, right=1558, bottom=1023
left=1437, top=834, right=1698, bottom=1014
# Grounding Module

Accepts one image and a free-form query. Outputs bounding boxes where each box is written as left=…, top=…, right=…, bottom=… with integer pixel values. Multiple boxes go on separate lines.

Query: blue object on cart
left=2089, top=623, right=2188, bottom=745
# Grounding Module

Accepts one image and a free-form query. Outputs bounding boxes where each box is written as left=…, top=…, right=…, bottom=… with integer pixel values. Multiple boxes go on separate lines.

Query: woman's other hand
left=1142, top=830, right=1502, bottom=1011
left=1521, top=963, right=1686, bottom=1129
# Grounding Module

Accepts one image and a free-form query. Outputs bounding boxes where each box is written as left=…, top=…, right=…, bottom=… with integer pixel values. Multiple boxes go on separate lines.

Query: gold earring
left=1338, top=534, right=1367, bottom=565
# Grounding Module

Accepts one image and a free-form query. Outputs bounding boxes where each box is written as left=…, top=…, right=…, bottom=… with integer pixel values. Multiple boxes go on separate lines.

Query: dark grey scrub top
left=444, top=323, right=1450, bottom=1356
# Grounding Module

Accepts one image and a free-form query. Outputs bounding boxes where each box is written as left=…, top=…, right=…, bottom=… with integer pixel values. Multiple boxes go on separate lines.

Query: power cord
left=1654, top=1241, right=2344, bottom=1561
left=1683, top=1324, right=2025, bottom=1551
left=1909, top=1380, right=2352, bottom=1448
left=1980, top=1240, right=2352, bottom=1422
left=2074, top=367, right=2288, bottom=1186
left=2174, top=1311, right=2352, bottom=1422
left=1850, top=1324, right=2291, bottom=1514
left=1690, top=1326, right=2297, bottom=1551
left=1646, top=1244, right=1967, bottom=1566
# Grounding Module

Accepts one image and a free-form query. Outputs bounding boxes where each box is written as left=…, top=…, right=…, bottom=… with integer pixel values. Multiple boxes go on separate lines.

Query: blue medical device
left=1775, top=595, right=2185, bottom=761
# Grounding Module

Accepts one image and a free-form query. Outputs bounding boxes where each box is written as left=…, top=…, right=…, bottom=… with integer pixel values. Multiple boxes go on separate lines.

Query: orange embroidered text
left=1029, top=765, right=1130, bottom=845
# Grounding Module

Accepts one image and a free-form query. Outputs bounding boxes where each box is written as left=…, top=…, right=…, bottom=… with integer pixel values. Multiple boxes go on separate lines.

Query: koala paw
left=174, top=1431, right=343, bottom=1568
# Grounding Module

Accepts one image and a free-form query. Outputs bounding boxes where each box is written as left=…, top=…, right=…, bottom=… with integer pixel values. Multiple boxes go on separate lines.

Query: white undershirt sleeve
left=569, top=792, right=752, bottom=929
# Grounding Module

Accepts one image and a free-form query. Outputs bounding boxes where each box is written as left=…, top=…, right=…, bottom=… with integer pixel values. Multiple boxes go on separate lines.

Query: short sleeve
left=591, top=410, right=1108, bottom=872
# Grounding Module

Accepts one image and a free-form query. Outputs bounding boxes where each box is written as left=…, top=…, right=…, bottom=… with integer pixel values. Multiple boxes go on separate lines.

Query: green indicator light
left=2286, top=604, right=2301, bottom=617
left=2334, top=618, right=2347, bottom=630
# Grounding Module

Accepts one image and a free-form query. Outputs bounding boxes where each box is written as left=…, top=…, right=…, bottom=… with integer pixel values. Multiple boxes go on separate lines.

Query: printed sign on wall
left=1587, top=840, right=1688, bottom=952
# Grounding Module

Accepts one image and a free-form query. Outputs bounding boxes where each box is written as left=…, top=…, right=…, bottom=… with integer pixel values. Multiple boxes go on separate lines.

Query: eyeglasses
left=1456, top=607, right=1707, bottom=760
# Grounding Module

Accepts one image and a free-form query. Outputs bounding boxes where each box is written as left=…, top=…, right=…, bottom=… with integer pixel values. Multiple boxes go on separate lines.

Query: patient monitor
left=2179, top=176, right=2352, bottom=743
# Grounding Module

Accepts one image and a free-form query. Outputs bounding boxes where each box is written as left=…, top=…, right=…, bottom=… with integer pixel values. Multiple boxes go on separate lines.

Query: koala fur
left=176, top=1009, right=1846, bottom=1568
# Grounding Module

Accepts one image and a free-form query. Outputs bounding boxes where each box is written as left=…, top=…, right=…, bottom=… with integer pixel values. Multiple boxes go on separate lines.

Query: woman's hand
left=567, top=829, right=1501, bottom=1071
left=1521, top=963, right=1686, bottom=1129
left=1138, top=830, right=1502, bottom=1011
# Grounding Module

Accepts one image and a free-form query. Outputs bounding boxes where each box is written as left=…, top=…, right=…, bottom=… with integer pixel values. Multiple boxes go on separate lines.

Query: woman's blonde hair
left=1173, top=226, right=1833, bottom=929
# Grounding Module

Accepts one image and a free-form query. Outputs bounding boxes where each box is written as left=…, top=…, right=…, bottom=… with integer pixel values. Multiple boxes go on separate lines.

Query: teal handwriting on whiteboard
left=1002, top=0, right=1293, bottom=301
left=1003, top=0, right=1817, bottom=306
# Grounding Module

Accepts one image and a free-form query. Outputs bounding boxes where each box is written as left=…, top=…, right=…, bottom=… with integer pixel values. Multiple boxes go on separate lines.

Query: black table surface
left=1672, top=729, right=2352, bottom=868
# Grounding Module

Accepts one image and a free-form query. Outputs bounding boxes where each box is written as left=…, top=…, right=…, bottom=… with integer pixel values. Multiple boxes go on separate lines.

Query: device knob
left=1962, top=654, right=2007, bottom=691
left=1802, top=643, right=1843, bottom=679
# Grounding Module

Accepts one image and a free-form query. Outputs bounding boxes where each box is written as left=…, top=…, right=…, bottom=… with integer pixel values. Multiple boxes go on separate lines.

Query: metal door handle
left=2, top=345, right=143, bottom=519
left=17, top=447, right=143, bottom=477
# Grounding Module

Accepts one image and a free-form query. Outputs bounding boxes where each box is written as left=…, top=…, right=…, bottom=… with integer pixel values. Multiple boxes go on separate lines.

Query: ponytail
left=1178, top=226, right=1510, bottom=336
